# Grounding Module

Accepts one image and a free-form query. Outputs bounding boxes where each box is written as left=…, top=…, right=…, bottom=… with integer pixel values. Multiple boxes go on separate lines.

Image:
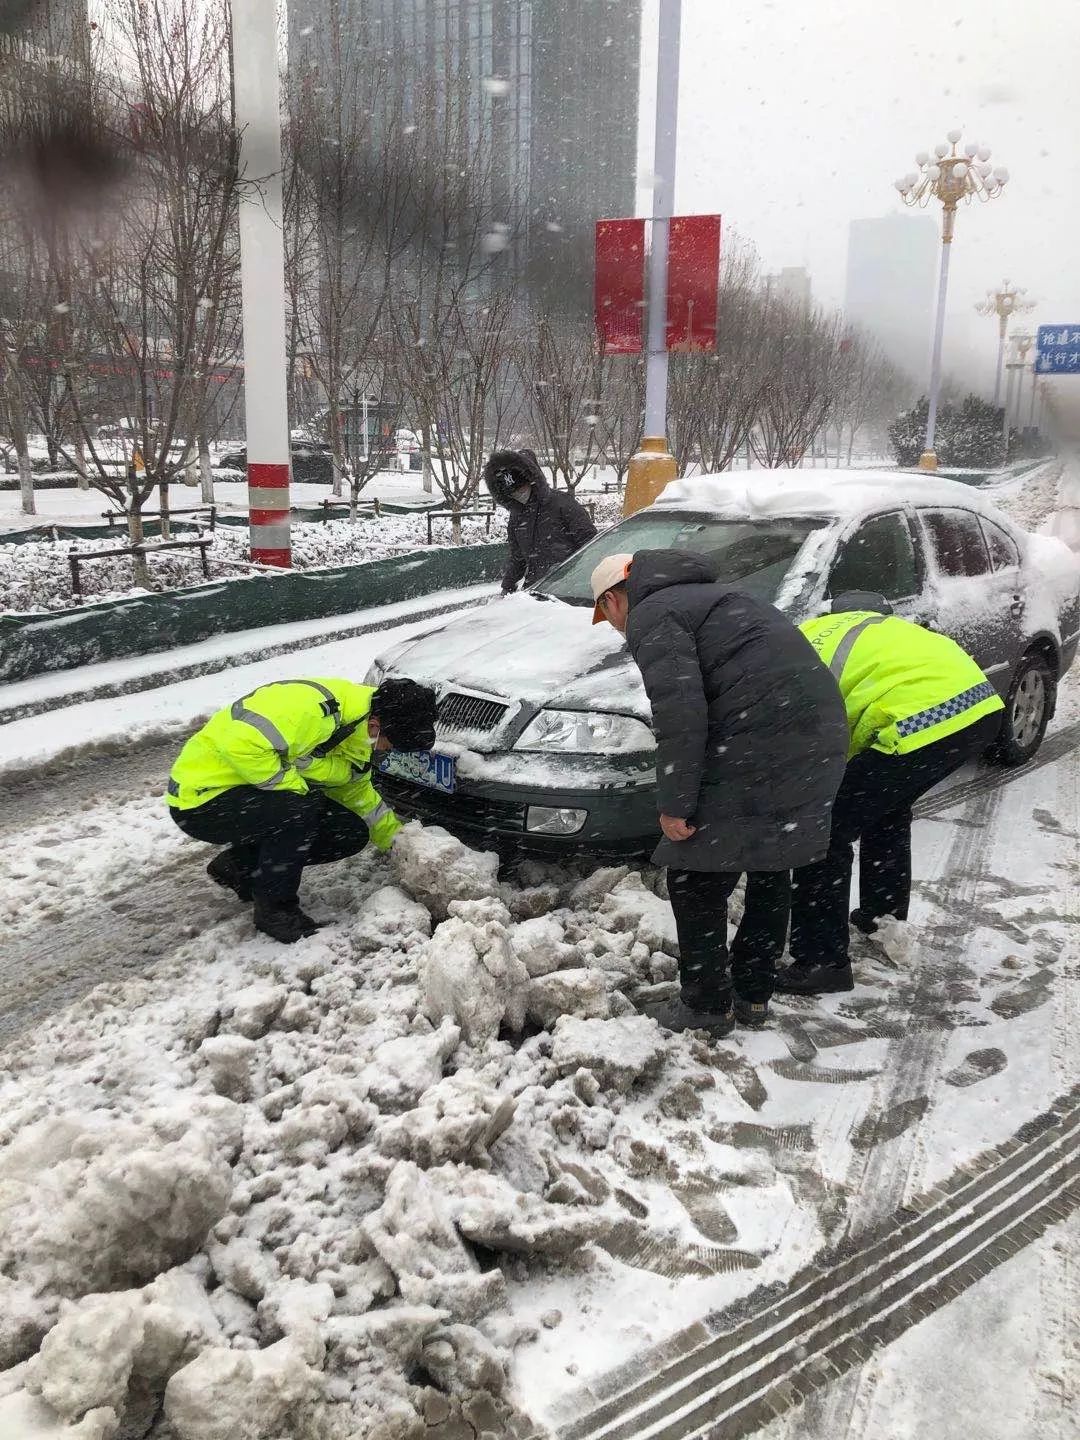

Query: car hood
left=381, top=593, right=649, bottom=717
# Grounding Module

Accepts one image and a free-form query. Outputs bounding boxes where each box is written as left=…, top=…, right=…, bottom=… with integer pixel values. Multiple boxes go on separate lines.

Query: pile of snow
left=0, top=516, right=497, bottom=615
left=0, top=824, right=714, bottom=1440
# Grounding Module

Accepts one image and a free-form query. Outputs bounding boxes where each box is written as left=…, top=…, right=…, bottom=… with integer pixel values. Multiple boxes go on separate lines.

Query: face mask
left=511, top=483, right=532, bottom=504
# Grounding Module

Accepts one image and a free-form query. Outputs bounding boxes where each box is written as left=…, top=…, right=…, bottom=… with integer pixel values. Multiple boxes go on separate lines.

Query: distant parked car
left=217, top=441, right=334, bottom=485
left=367, top=470, right=1080, bottom=858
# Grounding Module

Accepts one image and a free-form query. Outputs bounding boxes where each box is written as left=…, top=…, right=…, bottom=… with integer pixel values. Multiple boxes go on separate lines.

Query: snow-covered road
left=1, top=458, right=1078, bottom=1439
left=1, top=682, right=1077, bottom=1438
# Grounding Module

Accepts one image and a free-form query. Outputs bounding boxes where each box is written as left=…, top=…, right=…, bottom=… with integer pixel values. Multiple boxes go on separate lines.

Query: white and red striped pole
left=230, top=0, right=291, bottom=566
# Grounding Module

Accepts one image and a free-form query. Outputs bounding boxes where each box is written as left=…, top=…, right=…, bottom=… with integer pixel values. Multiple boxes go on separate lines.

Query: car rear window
left=922, top=509, right=992, bottom=578
left=536, top=512, right=826, bottom=605
left=981, top=519, right=1021, bottom=572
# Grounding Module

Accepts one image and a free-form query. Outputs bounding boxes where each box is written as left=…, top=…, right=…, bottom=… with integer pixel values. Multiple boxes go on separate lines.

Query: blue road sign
left=1035, top=324, right=1080, bottom=374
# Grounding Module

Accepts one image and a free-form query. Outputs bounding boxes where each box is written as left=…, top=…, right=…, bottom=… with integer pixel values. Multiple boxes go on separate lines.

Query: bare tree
left=287, top=1, right=418, bottom=500
left=395, top=286, right=520, bottom=540
left=752, top=301, right=848, bottom=468
left=593, top=345, right=645, bottom=489
left=47, top=0, right=242, bottom=580
left=519, top=314, right=605, bottom=491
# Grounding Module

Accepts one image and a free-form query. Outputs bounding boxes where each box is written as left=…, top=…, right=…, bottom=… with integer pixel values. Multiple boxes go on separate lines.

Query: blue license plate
left=379, top=750, right=457, bottom=795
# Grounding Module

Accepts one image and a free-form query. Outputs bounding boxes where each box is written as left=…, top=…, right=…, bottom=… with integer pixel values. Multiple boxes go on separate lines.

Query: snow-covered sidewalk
left=0, top=583, right=497, bottom=740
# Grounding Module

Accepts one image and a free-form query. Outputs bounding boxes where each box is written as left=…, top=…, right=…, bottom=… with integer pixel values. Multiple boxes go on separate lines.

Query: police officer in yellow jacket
left=168, top=676, right=437, bottom=943
left=776, top=591, right=1004, bottom=994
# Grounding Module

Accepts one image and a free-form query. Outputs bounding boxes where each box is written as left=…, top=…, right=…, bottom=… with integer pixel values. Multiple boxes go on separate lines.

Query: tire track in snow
left=915, top=718, right=1080, bottom=820
left=544, top=1092, right=1080, bottom=1440
left=776, top=776, right=1006, bottom=1438
left=0, top=848, right=234, bottom=1050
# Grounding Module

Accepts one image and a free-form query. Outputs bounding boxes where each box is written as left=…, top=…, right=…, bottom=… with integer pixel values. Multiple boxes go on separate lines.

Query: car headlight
left=514, top=709, right=656, bottom=754
left=363, top=658, right=388, bottom=687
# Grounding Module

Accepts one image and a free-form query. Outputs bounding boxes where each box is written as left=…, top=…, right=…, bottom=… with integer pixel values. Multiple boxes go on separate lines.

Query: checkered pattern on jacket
left=894, top=680, right=997, bottom=739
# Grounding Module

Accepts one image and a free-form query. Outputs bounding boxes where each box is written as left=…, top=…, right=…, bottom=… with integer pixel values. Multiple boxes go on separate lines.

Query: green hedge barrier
left=0, top=541, right=507, bottom=683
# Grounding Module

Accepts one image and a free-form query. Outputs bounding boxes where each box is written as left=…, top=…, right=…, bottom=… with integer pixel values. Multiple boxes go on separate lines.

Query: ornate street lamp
left=976, top=281, right=1035, bottom=406
left=895, top=131, right=1009, bottom=471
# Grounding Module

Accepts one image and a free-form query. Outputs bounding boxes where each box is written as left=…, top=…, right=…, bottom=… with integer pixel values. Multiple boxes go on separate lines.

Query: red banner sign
left=595, top=218, right=646, bottom=354
left=666, top=214, right=722, bottom=352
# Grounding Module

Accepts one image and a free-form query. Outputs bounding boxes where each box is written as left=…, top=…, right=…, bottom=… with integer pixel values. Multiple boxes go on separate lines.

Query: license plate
left=379, top=750, right=457, bottom=795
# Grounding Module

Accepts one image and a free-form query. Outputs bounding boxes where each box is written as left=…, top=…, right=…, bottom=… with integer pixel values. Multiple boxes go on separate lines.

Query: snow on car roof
left=654, top=468, right=1011, bottom=523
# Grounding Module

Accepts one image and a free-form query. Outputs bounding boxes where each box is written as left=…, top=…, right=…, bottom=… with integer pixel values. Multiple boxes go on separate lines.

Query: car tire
left=988, top=651, right=1055, bottom=767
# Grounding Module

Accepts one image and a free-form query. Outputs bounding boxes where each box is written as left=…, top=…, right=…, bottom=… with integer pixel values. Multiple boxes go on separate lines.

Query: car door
left=824, top=509, right=925, bottom=618
left=914, top=507, right=1010, bottom=687
left=977, top=517, right=1027, bottom=696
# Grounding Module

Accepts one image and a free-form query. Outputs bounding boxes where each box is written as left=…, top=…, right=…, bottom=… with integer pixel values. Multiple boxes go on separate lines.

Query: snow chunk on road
left=0, top=1115, right=233, bottom=1365
left=419, top=916, right=529, bottom=1045
left=376, top=1069, right=517, bottom=1167
left=163, top=1336, right=316, bottom=1440
left=526, top=969, right=614, bottom=1027
left=0, top=1390, right=119, bottom=1439
left=222, top=984, right=287, bottom=1040
left=364, top=1162, right=506, bottom=1322
left=599, top=873, right=678, bottom=955
left=510, top=914, right=577, bottom=978
left=391, top=822, right=500, bottom=920
left=20, top=1273, right=220, bottom=1435
left=365, top=1020, right=461, bottom=1112
left=550, top=1014, right=668, bottom=1094
left=352, top=884, right=432, bottom=952
left=445, top=1167, right=612, bottom=1256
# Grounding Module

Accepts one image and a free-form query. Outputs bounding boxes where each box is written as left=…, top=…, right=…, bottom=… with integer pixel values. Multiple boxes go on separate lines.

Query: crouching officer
left=777, top=592, right=1004, bottom=994
left=167, top=677, right=437, bottom=943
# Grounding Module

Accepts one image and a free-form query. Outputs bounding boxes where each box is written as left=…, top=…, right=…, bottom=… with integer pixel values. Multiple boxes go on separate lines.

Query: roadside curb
left=0, top=588, right=493, bottom=728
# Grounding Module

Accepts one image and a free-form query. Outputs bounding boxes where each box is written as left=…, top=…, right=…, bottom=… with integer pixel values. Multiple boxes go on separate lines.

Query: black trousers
left=171, top=787, right=371, bottom=902
left=667, top=868, right=791, bottom=1008
left=789, top=713, right=1001, bottom=968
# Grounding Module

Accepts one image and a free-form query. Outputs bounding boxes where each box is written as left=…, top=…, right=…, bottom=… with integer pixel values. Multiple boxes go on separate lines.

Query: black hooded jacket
left=484, top=449, right=597, bottom=592
left=625, top=549, right=848, bottom=873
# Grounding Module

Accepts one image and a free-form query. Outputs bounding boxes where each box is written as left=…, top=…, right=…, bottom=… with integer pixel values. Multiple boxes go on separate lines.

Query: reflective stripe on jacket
left=799, top=611, right=1004, bottom=758
left=166, top=678, right=401, bottom=850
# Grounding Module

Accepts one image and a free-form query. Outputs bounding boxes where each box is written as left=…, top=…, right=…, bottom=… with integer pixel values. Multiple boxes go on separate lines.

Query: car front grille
left=378, top=774, right=526, bottom=833
left=436, top=690, right=509, bottom=735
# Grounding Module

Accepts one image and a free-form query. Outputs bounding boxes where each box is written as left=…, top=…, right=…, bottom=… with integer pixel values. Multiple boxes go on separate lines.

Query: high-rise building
left=844, top=215, right=938, bottom=384
left=288, top=0, right=642, bottom=314
left=1, top=0, right=89, bottom=65
left=771, top=266, right=811, bottom=313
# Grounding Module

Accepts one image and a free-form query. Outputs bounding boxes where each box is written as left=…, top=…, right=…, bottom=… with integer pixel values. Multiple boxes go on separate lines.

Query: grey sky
left=637, top=0, right=1080, bottom=394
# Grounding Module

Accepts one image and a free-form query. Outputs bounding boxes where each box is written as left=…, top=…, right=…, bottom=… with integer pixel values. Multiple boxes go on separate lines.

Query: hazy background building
left=770, top=265, right=812, bottom=313
left=289, top=0, right=642, bottom=315
left=844, top=215, right=938, bottom=385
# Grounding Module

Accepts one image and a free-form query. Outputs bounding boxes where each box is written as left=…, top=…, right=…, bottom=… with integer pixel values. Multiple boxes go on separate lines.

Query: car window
left=922, top=509, right=991, bottom=578
left=981, top=519, right=1021, bottom=572
left=827, top=511, right=918, bottom=601
left=536, top=512, right=826, bottom=605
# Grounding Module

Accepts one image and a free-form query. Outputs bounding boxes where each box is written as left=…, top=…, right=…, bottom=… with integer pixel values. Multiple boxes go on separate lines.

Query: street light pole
left=923, top=204, right=956, bottom=470
left=976, top=282, right=1035, bottom=407
left=896, top=131, right=1009, bottom=472
left=623, top=0, right=682, bottom=517
left=230, top=0, right=291, bottom=566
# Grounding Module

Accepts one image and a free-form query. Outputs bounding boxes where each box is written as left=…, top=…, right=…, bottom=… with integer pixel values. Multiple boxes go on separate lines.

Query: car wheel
left=989, top=651, right=1055, bottom=767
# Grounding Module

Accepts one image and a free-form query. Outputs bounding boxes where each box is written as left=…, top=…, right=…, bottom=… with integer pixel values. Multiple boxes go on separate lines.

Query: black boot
left=207, top=850, right=254, bottom=902
left=850, top=908, right=879, bottom=936
left=252, top=895, right=321, bottom=944
left=734, top=996, right=770, bottom=1028
left=774, top=962, right=854, bottom=995
left=643, top=995, right=735, bottom=1039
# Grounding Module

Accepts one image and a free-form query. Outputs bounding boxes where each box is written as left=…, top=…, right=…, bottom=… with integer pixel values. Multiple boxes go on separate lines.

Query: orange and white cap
left=590, top=552, right=634, bottom=625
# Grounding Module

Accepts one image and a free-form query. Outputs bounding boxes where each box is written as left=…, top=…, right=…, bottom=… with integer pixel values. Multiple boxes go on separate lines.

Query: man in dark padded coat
left=592, top=549, right=848, bottom=1036
left=484, top=448, right=597, bottom=594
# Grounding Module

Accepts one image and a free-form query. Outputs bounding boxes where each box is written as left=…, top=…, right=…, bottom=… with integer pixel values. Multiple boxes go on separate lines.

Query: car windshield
left=535, top=511, right=827, bottom=605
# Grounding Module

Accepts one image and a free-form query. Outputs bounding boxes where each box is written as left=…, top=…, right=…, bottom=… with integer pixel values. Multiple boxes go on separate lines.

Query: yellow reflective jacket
left=799, top=612, right=1004, bottom=758
left=167, top=678, right=401, bottom=851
